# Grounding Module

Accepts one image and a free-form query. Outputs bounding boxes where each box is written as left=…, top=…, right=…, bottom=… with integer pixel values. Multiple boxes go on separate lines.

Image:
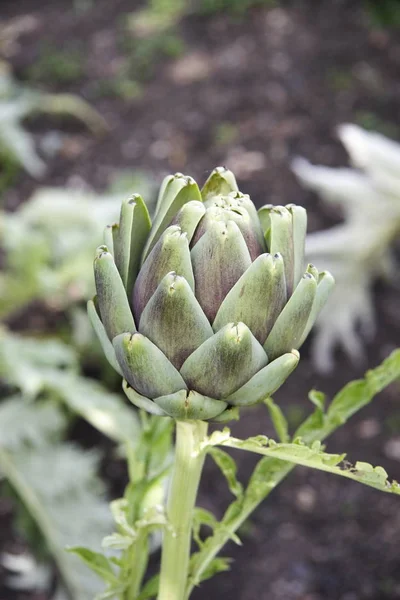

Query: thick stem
left=158, top=420, right=208, bottom=600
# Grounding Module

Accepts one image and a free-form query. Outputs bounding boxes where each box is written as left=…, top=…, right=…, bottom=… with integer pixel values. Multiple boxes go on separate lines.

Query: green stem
left=158, top=420, right=208, bottom=600
left=126, top=532, right=149, bottom=600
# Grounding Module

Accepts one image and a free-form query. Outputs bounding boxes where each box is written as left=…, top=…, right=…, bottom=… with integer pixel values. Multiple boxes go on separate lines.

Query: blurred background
left=1, top=0, right=400, bottom=599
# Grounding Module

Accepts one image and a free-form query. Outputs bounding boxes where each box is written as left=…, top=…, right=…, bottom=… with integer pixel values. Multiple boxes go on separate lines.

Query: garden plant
left=70, top=166, right=400, bottom=600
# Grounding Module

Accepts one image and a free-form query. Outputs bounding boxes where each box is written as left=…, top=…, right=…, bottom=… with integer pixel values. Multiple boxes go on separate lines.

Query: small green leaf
left=198, top=557, right=231, bottom=582
left=209, top=447, right=243, bottom=498
left=137, top=574, right=159, bottom=600
left=109, top=498, right=135, bottom=536
left=193, top=507, right=219, bottom=548
left=264, top=397, right=289, bottom=442
left=308, top=389, right=326, bottom=411
left=68, top=547, right=118, bottom=584
left=102, top=533, right=133, bottom=550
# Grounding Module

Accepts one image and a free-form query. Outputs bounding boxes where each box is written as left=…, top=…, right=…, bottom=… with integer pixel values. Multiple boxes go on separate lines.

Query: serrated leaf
left=264, top=397, right=289, bottom=442
left=187, top=350, right=400, bottom=596
left=217, top=436, right=400, bottom=494
left=327, top=348, right=400, bottom=425
left=68, top=548, right=117, bottom=584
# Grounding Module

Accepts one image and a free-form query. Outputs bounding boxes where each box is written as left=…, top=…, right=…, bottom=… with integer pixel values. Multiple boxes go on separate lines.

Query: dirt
left=1, top=0, right=400, bottom=599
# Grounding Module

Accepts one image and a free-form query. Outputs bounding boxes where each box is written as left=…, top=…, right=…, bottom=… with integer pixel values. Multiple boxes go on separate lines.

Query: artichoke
left=88, top=167, right=334, bottom=421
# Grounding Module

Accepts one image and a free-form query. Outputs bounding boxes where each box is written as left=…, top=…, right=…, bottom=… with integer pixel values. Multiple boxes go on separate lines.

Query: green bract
left=89, top=167, right=334, bottom=421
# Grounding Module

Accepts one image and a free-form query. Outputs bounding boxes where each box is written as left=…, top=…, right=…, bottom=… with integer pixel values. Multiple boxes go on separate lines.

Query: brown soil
left=1, top=1, right=400, bottom=599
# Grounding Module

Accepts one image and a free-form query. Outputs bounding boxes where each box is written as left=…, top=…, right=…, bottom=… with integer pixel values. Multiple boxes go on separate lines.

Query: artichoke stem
left=158, top=419, right=208, bottom=600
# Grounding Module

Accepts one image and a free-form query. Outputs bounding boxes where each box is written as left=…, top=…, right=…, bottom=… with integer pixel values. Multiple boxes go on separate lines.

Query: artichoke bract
left=88, top=167, right=334, bottom=421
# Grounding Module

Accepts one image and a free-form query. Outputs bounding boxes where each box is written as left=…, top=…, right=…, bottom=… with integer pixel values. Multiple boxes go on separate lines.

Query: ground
left=1, top=0, right=400, bottom=598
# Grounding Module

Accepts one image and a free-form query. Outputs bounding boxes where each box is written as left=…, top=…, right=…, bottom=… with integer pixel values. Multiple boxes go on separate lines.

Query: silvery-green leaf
left=94, top=246, right=136, bottom=340
left=87, top=299, right=122, bottom=375
left=227, top=350, right=300, bottom=406
left=143, top=175, right=202, bottom=260
left=264, top=271, right=317, bottom=359
left=265, top=206, right=295, bottom=296
left=132, top=226, right=194, bottom=321
left=171, top=201, right=206, bottom=243
left=288, top=204, right=307, bottom=288
left=113, top=194, right=151, bottom=292
left=201, top=166, right=238, bottom=200
left=122, top=379, right=167, bottom=416
left=139, top=272, right=213, bottom=369
left=153, top=390, right=227, bottom=420
left=213, top=253, right=286, bottom=344
left=113, top=333, right=186, bottom=398
left=191, top=219, right=252, bottom=321
left=180, top=322, right=268, bottom=400
left=299, top=270, right=335, bottom=347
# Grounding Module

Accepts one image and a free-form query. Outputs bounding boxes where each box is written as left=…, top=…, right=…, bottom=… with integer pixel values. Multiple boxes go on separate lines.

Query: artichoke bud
left=89, top=169, right=334, bottom=421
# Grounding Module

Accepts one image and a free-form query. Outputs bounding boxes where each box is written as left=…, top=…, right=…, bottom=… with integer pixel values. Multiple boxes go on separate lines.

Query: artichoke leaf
left=113, top=333, right=186, bottom=398
left=143, top=175, right=202, bottom=260
left=139, top=272, right=213, bottom=370
left=213, top=252, right=286, bottom=345
left=201, top=166, right=238, bottom=200
left=153, top=390, right=227, bottom=420
left=94, top=246, right=136, bottom=340
left=171, top=200, right=206, bottom=243
left=191, top=219, right=252, bottom=322
left=227, top=350, right=300, bottom=406
left=122, top=379, right=167, bottom=416
left=87, top=299, right=123, bottom=375
left=298, top=270, right=335, bottom=347
left=264, top=270, right=317, bottom=360
left=180, top=322, right=268, bottom=400
left=133, top=226, right=194, bottom=321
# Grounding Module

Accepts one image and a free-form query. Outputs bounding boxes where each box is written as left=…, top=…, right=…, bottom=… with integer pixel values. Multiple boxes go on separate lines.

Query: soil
left=1, top=0, right=400, bottom=599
